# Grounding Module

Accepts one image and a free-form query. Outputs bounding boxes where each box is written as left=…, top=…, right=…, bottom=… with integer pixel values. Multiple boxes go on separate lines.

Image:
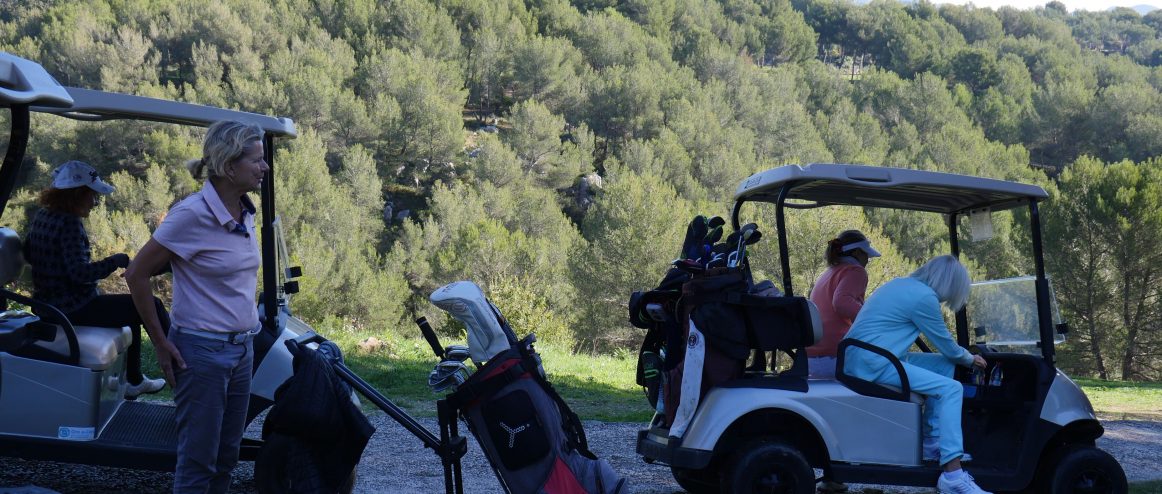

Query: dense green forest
left=1, top=0, right=1160, bottom=380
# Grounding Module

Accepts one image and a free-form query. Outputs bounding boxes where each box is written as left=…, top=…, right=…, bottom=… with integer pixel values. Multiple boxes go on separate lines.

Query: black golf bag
left=445, top=337, right=626, bottom=494
left=629, top=216, right=819, bottom=433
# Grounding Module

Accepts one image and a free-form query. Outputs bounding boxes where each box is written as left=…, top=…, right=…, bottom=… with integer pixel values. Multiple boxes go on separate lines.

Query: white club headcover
left=430, top=281, right=511, bottom=365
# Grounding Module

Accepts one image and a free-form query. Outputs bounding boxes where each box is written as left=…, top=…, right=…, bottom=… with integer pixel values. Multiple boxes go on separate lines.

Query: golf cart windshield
left=967, top=277, right=1065, bottom=354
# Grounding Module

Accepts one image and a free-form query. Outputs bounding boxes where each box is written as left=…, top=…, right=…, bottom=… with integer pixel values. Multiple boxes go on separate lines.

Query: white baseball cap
left=51, top=161, right=115, bottom=195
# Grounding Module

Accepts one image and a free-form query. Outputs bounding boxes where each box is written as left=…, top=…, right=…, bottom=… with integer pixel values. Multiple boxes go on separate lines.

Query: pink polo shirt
left=806, top=259, right=869, bottom=358
left=154, top=180, right=260, bottom=333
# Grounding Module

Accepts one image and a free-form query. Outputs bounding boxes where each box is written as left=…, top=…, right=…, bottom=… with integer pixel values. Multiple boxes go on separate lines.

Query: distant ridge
left=890, top=1, right=1155, bottom=13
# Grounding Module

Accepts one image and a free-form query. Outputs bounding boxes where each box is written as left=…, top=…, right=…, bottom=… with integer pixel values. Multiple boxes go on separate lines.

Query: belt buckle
left=229, top=327, right=259, bottom=344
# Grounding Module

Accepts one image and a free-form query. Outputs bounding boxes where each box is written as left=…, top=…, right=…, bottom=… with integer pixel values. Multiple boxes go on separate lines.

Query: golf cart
left=635, top=163, right=1127, bottom=493
left=0, top=52, right=469, bottom=493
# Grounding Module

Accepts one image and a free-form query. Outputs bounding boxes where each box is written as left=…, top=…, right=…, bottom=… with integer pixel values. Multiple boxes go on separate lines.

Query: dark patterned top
left=24, top=208, right=119, bottom=314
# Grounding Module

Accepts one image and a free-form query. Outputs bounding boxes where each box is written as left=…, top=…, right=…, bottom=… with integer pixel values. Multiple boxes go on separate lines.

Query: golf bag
left=629, top=216, right=820, bottom=436
left=434, top=281, right=626, bottom=494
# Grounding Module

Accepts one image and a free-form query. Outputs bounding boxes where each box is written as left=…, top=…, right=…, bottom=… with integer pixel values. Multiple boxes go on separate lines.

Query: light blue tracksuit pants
left=850, top=351, right=964, bottom=465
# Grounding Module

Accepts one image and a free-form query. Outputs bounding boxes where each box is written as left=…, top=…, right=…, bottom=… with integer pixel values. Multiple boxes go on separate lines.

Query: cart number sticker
left=58, top=426, right=95, bottom=440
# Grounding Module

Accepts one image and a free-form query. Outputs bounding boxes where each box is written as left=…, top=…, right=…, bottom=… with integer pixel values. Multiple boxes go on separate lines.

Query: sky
left=936, top=0, right=1155, bottom=11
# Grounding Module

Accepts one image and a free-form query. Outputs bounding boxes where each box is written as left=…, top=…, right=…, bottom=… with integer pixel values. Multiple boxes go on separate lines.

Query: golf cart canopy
left=734, top=164, right=1048, bottom=215
left=30, top=87, right=297, bottom=137
left=0, top=52, right=295, bottom=137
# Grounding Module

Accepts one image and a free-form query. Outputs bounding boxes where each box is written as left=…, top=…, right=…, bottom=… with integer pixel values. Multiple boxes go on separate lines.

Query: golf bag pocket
left=482, top=388, right=549, bottom=470
left=450, top=347, right=626, bottom=494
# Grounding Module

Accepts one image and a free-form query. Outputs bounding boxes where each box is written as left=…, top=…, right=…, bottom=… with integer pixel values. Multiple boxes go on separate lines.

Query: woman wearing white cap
left=806, top=229, right=881, bottom=380
left=806, top=229, right=880, bottom=493
left=23, top=160, right=168, bottom=398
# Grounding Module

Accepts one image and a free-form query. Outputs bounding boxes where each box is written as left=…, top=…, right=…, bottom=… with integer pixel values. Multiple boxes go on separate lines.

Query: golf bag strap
left=445, top=361, right=527, bottom=410
left=637, top=322, right=665, bottom=386
left=516, top=349, right=597, bottom=460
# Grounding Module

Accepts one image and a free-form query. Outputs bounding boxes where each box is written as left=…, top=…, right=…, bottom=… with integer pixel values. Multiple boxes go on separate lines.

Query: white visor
left=841, top=239, right=881, bottom=257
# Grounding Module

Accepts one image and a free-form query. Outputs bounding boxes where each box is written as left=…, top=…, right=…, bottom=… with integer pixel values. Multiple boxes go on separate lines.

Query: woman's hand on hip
left=153, top=338, right=187, bottom=387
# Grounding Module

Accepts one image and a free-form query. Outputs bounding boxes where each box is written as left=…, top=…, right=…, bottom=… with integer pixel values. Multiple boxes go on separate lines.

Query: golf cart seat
left=0, top=227, right=130, bottom=370
left=713, top=296, right=823, bottom=392
left=834, top=338, right=924, bottom=404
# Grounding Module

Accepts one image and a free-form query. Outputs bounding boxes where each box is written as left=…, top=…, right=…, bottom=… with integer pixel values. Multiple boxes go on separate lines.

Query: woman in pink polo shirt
left=125, top=120, right=267, bottom=494
left=806, top=229, right=880, bottom=379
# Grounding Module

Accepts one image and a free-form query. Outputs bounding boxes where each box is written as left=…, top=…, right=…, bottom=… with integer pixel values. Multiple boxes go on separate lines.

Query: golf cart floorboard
left=1, top=401, right=179, bottom=471
left=102, top=400, right=179, bottom=449
left=833, top=462, right=1020, bottom=490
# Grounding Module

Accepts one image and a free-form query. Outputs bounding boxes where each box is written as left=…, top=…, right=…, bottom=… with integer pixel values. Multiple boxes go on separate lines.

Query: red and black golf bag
left=445, top=337, right=626, bottom=494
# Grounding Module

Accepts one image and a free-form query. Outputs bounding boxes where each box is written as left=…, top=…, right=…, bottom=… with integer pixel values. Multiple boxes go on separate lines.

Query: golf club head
left=739, top=223, right=761, bottom=244
left=428, top=360, right=471, bottom=393
left=704, top=225, right=723, bottom=244
left=681, top=215, right=708, bottom=260
left=430, top=281, right=517, bottom=365
left=444, top=344, right=470, bottom=362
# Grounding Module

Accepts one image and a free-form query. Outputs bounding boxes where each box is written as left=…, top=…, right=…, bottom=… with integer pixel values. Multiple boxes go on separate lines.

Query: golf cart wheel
left=722, top=439, right=813, bottom=494
left=671, top=465, right=719, bottom=494
left=1045, top=445, right=1127, bottom=494
left=255, top=433, right=357, bottom=494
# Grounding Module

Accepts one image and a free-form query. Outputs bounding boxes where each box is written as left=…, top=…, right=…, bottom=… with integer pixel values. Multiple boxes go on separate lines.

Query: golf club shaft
left=416, top=317, right=445, bottom=358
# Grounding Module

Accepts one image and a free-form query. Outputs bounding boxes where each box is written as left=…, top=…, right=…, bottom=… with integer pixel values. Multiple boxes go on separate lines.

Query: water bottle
left=971, top=366, right=986, bottom=386
left=989, top=362, right=1004, bottom=387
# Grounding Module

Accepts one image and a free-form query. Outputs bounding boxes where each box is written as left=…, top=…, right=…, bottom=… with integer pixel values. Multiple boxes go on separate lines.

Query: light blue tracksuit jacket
left=842, top=277, right=974, bottom=465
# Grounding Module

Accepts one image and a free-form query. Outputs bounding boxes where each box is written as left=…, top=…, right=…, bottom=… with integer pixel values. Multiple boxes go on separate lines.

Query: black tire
left=672, top=465, right=719, bottom=494
left=254, top=433, right=357, bottom=494
left=1045, top=445, right=1127, bottom=494
left=721, top=439, right=814, bottom=494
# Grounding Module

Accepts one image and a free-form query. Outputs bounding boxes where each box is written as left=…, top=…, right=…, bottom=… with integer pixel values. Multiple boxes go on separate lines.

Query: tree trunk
left=1120, top=266, right=1155, bottom=380
left=1087, top=267, right=1108, bottom=379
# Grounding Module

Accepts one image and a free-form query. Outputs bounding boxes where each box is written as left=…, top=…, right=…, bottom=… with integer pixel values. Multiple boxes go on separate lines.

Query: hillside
left=0, top=0, right=1160, bottom=380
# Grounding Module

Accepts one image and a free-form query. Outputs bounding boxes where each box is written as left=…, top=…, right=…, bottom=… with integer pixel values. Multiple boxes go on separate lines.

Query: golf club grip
left=416, top=317, right=445, bottom=358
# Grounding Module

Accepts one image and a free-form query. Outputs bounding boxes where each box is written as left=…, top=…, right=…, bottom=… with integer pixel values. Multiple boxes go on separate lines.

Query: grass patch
left=332, top=335, right=652, bottom=422
left=1076, top=378, right=1162, bottom=421
left=1132, top=480, right=1162, bottom=494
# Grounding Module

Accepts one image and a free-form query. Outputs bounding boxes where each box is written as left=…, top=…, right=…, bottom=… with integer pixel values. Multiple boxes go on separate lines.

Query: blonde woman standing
left=125, top=120, right=268, bottom=494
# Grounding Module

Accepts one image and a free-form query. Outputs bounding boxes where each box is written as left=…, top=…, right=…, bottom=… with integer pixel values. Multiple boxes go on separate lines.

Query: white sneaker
left=818, top=479, right=848, bottom=492
left=938, top=470, right=991, bottom=494
left=126, top=377, right=166, bottom=398
left=923, top=437, right=972, bottom=463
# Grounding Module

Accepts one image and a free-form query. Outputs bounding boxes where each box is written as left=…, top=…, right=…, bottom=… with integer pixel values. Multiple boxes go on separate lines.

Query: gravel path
left=1, top=415, right=1159, bottom=493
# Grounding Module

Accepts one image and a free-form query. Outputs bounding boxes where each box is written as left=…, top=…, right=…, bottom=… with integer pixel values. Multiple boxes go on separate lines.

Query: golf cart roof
left=31, top=87, right=297, bottom=137
left=735, top=164, right=1048, bottom=214
left=0, top=52, right=295, bottom=137
left=0, top=53, right=74, bottom=108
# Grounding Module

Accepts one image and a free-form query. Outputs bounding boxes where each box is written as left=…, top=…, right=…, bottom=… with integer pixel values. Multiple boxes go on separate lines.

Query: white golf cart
left=636, top=164, right=1127, bottom=493
left=0, top=52, right=469, bottom=493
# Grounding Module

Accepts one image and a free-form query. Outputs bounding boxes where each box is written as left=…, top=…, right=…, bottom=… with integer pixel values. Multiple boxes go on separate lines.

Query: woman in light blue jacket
left=843, top=255, right=990, bottom=494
